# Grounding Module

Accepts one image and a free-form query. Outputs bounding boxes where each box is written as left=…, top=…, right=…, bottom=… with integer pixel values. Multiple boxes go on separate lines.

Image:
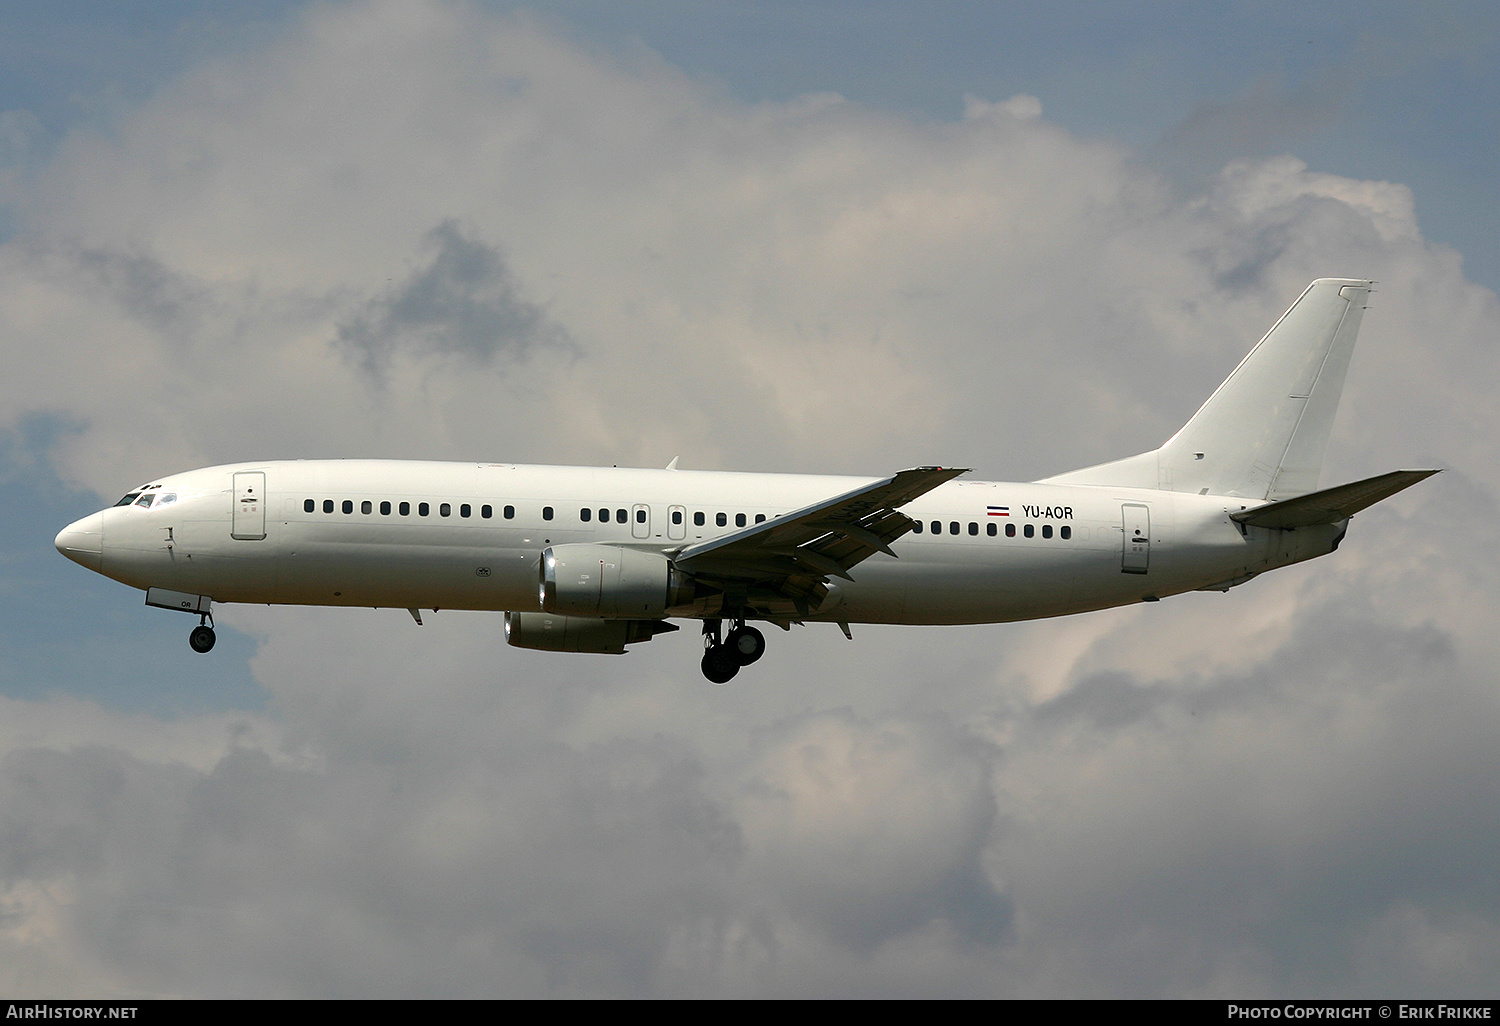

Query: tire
left=701, top=646, right=739, bottom=684
left=189, top=625, right=216, bottom=653
left=726, top=625, right=765, bottom=665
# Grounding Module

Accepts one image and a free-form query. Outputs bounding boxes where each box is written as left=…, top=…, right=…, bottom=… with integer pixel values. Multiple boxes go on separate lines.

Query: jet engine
left=504, top=611, right=678, bottom=654
left=539, top=543, right=694, bottom=618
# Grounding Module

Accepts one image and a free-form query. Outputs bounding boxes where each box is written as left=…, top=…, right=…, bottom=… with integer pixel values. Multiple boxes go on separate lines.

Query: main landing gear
left=189, top=613, right=216, bottom=653
left=700, top=618, right=765, bottom=684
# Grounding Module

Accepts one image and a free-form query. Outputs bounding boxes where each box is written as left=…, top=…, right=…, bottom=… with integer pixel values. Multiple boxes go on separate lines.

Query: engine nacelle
left=504, top=611, right=678, bottom=654
left=539, top=543, right=692, bottom=618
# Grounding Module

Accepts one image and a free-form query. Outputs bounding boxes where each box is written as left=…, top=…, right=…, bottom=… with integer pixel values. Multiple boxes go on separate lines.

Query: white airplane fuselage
left=54, top=280, right=1435, bottom=680
left=57, top=459, right=1338, bottom=626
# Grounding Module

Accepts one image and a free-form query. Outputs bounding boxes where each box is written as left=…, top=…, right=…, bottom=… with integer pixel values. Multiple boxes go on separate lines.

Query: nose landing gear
left=143, top=589, right=217, bottom=654
left=700, top=618, right=766, bottom=683
left=189, top=613, right=216, bottom=653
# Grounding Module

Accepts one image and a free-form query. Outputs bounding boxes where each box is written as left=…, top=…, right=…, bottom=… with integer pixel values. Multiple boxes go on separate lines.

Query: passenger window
left=381, top=501, right=391, bottom=515
left=543, top=506, right=554, bottom=521
left=324, top=499, right=335, bottom=514
left=400, top=501, right=411, bottom=516
left=735, top=513, right=747, bottom=527
left=361, top=500, right=373, bottom=514
left=504, top=505, right=515, bottom=519
left=716, top=513, right=727, bottom=527
left=672, top=510, right=683, bottom=525
left=481, top=505, right=493, bottom=519
left=1006, top=523, right=1016, bottom=537
left=1060, top=525, right=1071, bottom=540
left=968, top=522, right=978, bottom=536
left=694, top=512, right=705, bottom=527
left=755, top=514, right=766, bottom=523
left=440, top=503, right=451, bottom=517
left=930, top=521, right=940, bottom=534
left=419, top=502, right=430, bottom=517
left=1042, top=524, right=1052, bottom=538
left=304, top=499, right=315, bottom=513
left=949, top=522, right=960, bottom=535
left=343, top=500, right=354, bottom=514
left=912, top=521, right=923, bottom=534
left=987, top=523, right=996, bottom=536
left=460, top=504, right=471, bottom=518
left=633, top=508, right=644, bottom=523
left=1024, top=524, right=1034, bottom=538
left=581, top=508, right=592, bottom=522
left=615, top=509, right=627, bottom=523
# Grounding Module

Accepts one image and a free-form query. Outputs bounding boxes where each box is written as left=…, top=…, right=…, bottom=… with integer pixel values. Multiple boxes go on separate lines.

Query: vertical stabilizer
left=1042, top=279, right=1373, bottom=500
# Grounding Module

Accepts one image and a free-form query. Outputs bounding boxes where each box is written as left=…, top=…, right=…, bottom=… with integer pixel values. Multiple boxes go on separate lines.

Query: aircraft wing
left=673, top=466, right=967, bottom=617
left=1230, top=469, right=1439, bottom=529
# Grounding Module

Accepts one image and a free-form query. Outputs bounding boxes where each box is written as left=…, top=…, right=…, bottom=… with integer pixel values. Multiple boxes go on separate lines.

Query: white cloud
left=734, top=709, right=1008, bottom=952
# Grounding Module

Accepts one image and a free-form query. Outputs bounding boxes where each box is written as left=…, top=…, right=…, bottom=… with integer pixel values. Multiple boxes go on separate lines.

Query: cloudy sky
left=2, top=0, right=1498, bottom=997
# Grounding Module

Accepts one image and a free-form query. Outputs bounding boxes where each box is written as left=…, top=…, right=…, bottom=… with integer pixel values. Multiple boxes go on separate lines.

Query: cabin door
left=232, top=472, right=267, bottom=541
left=1121, top=503, right=1149, bottom=574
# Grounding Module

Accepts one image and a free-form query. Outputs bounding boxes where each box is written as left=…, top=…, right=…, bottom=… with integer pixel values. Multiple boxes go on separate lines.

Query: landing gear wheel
left=189, top=625, right=217, bottom=653
left=701, top=645, right=740, bottom=684
left=726, top=624, right=765, bottom=666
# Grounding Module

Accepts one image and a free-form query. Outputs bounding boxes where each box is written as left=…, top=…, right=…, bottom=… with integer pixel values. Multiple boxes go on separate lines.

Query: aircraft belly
left=828, top=547, right=1093, bottom=625
left=824, top=525, right=1254, bottom=625
left=107, top=510, right=540, bottom=609
left=263, top=539, right=535, bottom=610
left=101, top=515, right=268, bottom=594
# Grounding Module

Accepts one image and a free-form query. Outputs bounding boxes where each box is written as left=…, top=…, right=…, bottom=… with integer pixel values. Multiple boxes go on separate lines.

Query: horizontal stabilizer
left=1230, top=469, right=1439, bottom=529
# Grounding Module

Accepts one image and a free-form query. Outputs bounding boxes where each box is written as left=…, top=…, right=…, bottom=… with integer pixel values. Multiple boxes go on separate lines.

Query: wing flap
left=1230, top=469, right=1438, bottom=529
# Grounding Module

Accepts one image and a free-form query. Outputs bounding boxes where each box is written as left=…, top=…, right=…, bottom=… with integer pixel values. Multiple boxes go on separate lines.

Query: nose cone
left=55, top=512, right=105, bottom=572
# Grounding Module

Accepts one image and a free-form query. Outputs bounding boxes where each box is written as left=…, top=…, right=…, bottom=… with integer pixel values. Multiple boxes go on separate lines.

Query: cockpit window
left=134, top=493, right=156, bottom=508
left=114, top=492, right=142, bottom=507
left=156, top=493, right=178, bottom=507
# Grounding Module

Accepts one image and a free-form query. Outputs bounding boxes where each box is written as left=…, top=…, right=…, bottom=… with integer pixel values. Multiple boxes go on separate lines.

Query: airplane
left=55, top=278, right=1437, bottom=683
